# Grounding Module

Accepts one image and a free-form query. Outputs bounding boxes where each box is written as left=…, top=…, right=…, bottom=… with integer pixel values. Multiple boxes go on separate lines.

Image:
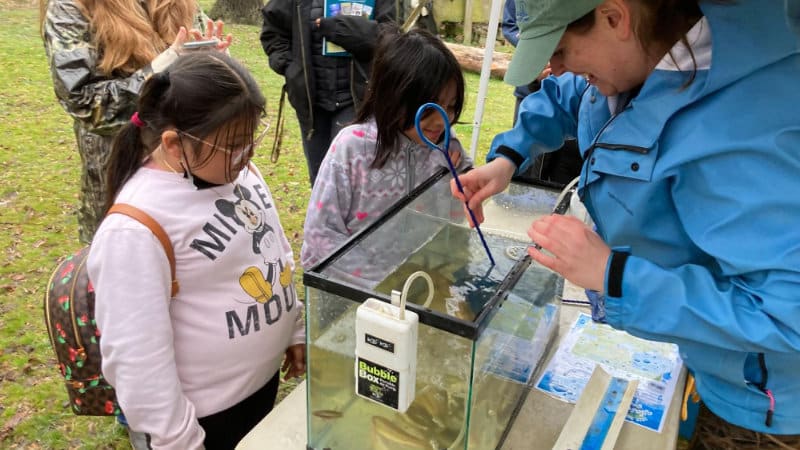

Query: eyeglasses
left=178, top=120, right=271, bottom=163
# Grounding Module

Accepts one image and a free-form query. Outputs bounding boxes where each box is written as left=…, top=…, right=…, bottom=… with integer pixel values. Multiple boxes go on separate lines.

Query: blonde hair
left=41, top=0, right=196, bottom=75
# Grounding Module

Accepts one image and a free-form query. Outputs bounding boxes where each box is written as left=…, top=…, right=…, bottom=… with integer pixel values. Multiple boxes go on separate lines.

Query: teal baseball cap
left=505, top=0, right=604, bottom=86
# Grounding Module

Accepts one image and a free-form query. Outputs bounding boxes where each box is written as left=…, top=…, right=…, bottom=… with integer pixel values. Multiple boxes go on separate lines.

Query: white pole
left=468, top=0, right=505, bottom=160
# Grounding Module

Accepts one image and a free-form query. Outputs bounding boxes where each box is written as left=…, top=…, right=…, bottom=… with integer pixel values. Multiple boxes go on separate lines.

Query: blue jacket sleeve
left=607, top=255, right=800, bottom=354
left=502, top=0, right=519, bottom=46
left=604, top=128, right=800, bottom=354
left=487, top=73, right=586, bottom=175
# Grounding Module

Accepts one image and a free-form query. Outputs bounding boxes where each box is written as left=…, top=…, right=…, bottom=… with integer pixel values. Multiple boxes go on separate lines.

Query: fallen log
left=445, top=42, right=511, bottom=79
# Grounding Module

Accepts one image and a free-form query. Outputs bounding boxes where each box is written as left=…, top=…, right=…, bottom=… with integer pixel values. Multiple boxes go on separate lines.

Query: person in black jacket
left=260, top=0, right=396, bottom=186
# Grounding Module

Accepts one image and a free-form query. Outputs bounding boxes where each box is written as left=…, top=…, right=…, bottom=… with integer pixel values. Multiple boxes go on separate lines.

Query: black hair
left=354, top=24, right=465, bottom=170
left=105, top=51, right=266, bottom=212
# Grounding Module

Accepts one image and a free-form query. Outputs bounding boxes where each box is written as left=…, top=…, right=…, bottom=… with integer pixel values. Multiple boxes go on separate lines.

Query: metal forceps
left=414, top=102, right=496, bottom=266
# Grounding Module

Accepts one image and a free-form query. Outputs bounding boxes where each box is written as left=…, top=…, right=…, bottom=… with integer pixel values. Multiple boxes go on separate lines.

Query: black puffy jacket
left=260, top=0, right=396, bottom=137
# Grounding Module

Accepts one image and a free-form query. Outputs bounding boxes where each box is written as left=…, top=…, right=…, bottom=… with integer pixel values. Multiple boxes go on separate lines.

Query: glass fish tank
left=303, top=170, right=567, bottom=450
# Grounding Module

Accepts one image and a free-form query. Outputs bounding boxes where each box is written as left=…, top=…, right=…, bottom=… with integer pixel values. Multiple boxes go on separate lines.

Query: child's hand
left=281, top=344, right=306, bottom=380
left=452, top=157, right=516, bottom=224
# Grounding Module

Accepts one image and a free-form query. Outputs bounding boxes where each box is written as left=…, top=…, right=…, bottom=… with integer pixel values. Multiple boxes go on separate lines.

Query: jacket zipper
left=350, top=60, right=359, bottom=111
left=350, top=59, right=369, bottom=110
left=748, top=353, right=775, bottom=427
left=297, top=0, right=314, bottom=140
left=579, top=109, right=620, bottom=236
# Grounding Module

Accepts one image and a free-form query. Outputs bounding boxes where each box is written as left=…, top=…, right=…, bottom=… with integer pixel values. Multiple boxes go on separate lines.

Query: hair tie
left=130, top=112, right=145, bottom=128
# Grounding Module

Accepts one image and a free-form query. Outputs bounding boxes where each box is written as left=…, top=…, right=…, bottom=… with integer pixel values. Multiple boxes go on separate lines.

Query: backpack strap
left=106, top=204, right=179, bottom=297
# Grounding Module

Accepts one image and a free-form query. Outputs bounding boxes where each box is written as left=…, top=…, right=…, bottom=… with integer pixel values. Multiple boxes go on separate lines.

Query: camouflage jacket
left=42, top=0, right=207, bottom=135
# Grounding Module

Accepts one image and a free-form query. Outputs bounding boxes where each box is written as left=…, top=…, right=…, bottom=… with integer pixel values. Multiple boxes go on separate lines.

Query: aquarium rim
left=303, top=167, right=554, bottom=341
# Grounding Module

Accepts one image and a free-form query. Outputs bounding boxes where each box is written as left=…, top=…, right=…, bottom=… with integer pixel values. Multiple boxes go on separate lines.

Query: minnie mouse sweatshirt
left=88, top=165, right=304, bottom=449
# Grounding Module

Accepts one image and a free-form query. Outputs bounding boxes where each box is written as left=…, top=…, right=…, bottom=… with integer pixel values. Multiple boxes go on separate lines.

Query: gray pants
left=127, top=428, right=151, bottom=450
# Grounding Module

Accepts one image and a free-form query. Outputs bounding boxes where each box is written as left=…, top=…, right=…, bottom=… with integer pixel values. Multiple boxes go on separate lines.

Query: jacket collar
left=592, top=1, right=799, bottom=151
left=700, top=0, right=800, bottom=96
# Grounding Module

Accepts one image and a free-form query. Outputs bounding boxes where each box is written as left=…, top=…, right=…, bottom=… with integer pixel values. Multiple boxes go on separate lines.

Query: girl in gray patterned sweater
left=301, top=25, right=471, bottom=278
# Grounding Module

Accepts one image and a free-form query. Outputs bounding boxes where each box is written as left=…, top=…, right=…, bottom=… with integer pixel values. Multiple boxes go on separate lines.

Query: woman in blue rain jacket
left=457, top=0, right=800, bottom=441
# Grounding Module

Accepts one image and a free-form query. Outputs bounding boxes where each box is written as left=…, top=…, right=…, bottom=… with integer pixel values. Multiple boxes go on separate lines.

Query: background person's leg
left=299, top=105, right=356, bottom=186
left=73, top=124, right=113, bottom=244
left=299, top=109, right=333, bottom=187
left=126, top=429, right=151, bottom=450
left=117, top=413, right=152, bottom=450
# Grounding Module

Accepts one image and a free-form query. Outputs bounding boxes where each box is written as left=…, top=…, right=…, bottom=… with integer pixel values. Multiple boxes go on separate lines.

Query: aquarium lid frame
left=303, top=169, right=561, bottom=341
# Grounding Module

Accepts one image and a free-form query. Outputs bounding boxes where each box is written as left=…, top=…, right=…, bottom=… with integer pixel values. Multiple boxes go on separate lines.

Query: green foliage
left=0, top=3, right=513, bottom=448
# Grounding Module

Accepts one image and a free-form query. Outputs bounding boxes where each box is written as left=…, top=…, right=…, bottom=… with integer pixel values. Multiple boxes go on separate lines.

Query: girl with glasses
left=88, top=52, right=305, bottom=450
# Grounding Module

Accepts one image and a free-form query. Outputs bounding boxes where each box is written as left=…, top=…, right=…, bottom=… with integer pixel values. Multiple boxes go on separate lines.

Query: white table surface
left=238, top=303, right=685, bottom=450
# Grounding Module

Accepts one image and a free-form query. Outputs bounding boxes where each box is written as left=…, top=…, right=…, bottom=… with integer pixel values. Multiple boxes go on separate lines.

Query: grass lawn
left=0, top=1, right=515, bottom=447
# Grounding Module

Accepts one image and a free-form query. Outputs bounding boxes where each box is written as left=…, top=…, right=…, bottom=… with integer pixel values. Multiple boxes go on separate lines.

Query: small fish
left=313, top=409, right=343, bottom=419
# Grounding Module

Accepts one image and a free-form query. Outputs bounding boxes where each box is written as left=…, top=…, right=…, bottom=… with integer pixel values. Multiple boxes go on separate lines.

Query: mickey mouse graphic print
left=87, top=163, right=304, bottom=439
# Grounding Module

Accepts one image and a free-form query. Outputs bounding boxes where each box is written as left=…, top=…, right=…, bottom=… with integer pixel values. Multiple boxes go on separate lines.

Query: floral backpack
left=43, top=204, right=178, bottom=416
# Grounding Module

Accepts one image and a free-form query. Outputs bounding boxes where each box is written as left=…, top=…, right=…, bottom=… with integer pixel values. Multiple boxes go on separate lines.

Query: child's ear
left=161, top=130, right=182, bottom=158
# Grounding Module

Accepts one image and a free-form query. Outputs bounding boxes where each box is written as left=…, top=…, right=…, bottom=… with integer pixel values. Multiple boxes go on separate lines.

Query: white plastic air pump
left=354, top=271, right=434, bottom=413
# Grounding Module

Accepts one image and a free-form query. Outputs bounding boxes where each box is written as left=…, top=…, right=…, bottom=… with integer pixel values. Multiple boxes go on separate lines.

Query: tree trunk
left=208, top=0, right=263, bottom=25
left=445, top=42, right=510, bottom=79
